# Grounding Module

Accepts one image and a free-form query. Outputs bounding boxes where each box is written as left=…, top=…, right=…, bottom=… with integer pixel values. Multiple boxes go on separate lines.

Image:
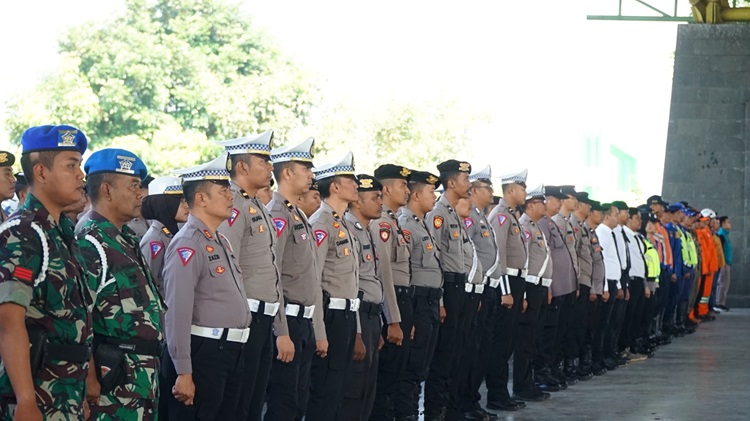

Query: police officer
left=0, top=152, right=16, bottom=221
left=14, top=173, right=29, bottom=208
left=515, top=185, right=553, bottom=401
left=265, top=137, right=320, bottom=421
left=485, top=169, right=531, bottom=408
left=396, top=171, right=443, bottom=421
left=0, top=125, right=93, bottom=420
left=423, top=159, right=471, bottom=420
left=76, top=148, right=165, bottom=420
left=162, top=153, right=252, bottom=420
left=307, top=152, right=360, bottom=421
left=341, top=174, right=385, bottom=420
left=585, top=201, right=608, bottom=375
left=216, top=131, right=293, bottom=421
left=460, top=165, right=499, bottom=420
left=299, top=178, right=321, bottom=217
left=370, top=164, right=411, bottom=421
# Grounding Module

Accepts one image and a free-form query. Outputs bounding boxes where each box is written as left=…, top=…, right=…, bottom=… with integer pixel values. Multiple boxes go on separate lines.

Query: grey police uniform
left=127, top=217, right=150, bottom=239
left=396, top=205, right=443, bottom=419
left=369, top=205, right=406, bottom=324
left=162, top=214, right=252, bottom=420
left=551, top=212, right=579, bottom=297
left=140, top=220, right=173, bottom=296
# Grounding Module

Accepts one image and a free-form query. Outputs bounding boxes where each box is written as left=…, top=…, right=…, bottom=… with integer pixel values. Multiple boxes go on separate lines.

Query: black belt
left=46, top=342, right=92, bottom=364
left=443, top=272, right=468, bottom=283
left=413, top=285, right=443, bottom=300
left=94, top=335, right=164, bottom=357
left=395, top=285, right=415, bottom=298
left=359, top=301, right=383, bottom=317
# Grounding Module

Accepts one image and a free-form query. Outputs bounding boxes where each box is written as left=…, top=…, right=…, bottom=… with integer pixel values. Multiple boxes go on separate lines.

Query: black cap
left=611, top=200, right=629, bottom=211
left=492, top=195, right=501, bottom=205
left=637, top=204, right=650, bottom=214
left=559, top=185, right=577, bottom=197
left=647, top=195, right=668, bottom=207
left=14, top=173, right=27, bottom=189
left=410, top=170, right=442, bottom=189
left=356, top=174, right=382, bottom=192
left=575, top=191, right=591, bottom=205
left=589, top=200, right=604, bottom=211
left=601, top=202, right=614, bottom=211
left=309, top=179, right=319, bottom=191
left=544, top=185, right=567, bottom=200
left=374, top=164, right=412, bottom=181
left=628, top=207, right=640, bottom=217
left=141, top=175, right=155, bottom=189
left=436, top=159, right=471, bottom=176
left=643, top=211, right=659, bottom=223
left=0, top=151, right=15, bottom=168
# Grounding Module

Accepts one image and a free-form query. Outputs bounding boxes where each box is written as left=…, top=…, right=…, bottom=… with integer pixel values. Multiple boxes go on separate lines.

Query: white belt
left=525, top=275, right=553, bottom=287
left=506, top=268, right=528, bottom=278
left=247, top=299, right=280, bottom=317
left=328, top=297, right=360, bottom=312
left=465, top=283, right=485, bottom=294
left=285, top=303, right=315, bottom=319
left=190, top=325, right=250, bottom=343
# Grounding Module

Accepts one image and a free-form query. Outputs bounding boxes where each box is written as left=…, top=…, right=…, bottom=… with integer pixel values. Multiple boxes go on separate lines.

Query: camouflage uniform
left=0, top=194, right=94, bottom=420
left=78, top=212, right=165, bottom=420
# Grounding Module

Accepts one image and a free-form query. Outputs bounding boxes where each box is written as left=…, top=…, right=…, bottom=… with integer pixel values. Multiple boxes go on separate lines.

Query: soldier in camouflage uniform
left=0, top=151, right=15, bottom=222
left=0, top=125, right=94, bottom=420
left=77, top=149, right=165, bottom=420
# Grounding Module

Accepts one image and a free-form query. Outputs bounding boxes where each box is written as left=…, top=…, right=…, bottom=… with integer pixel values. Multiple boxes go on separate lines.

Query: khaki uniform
left=140, top=220, right=174, bottom=296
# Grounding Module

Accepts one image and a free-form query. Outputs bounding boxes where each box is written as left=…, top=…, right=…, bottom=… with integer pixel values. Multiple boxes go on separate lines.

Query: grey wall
left=663, top=24, right=748, bottom=307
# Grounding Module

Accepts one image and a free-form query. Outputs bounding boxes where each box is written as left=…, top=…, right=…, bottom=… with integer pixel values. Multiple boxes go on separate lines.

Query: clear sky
left=0, top=0, right=684, bottom=199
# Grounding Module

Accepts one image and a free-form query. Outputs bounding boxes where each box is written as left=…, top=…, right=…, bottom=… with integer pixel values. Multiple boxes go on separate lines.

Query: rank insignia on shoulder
left=228, top=208, right=240, bottom=227
left=433, top=216, right=443, bottom=229
left=338, top=230, right=346, bottom=239
left=178, top=247, right=196, bottom=266
left=249, top=207, right=257, bottom=214
left=12, top=266, right=33, bottom=283
left=273, top=218, right=287, bottom=237
left=354, top=221, right=363, bottom=230
left=203, top=229, right=213, bottom=239
left=314, top=230, right=328, bottom=246
left=150, top=241, right=164, bottom=259
left=215, top=266, right=226, bottom=274
left=463, top=218, right=473, bottom=229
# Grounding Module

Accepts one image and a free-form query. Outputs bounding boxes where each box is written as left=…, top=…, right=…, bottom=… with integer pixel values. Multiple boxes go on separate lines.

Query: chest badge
left=333, top=221, right=340, bottom=229
left=426, top=242, right=434, bottom=251
left=249, top=207, right=257, bottom=214
left=215, top=266, right=226, bottom=274
left=433, top=216, right=443, bottom=229
left=338, top=230, right=346, bottom=239
left=344, top=247, right=350, bottom=256
left=259, top=224, right=265, bottom=233
left=206, top=245, right=214, bottom=253
left=452, top=230, right=460, bottom=238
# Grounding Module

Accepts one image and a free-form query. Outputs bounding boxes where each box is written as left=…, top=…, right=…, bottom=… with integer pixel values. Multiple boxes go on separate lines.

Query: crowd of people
left=0, top=124, right=734, bottom=421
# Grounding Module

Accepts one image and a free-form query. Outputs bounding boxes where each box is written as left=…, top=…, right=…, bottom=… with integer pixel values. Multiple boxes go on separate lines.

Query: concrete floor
left=468, top=309, right=750, bottom=421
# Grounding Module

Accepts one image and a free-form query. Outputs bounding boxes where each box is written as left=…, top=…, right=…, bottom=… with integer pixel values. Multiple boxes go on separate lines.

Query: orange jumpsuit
left=695, top=226, right=718, bottom=316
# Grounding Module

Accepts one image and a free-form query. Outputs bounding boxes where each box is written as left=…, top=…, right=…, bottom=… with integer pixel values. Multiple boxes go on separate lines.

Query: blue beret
left=85, top=148, right=148, bottom=181
left=21, top=125, right=88, bottom=155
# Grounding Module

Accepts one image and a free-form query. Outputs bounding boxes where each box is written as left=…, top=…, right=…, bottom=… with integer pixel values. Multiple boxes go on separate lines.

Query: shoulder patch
left=463, top=217, right=473, bottom=229
left=314, top=229, right=328, bottom=247
left=273, top=218, right=287, bottom=237
left=12, top=267, right=33, bottom=284
left=380, top=227, right=391, bottom=242
left=149, top=241, right=164, bottom=259
left=433, top=216, right=444, bottom=229
left=403, top=229, right=411, bottom=243
left=379, top=222, right=391, bottom=231
left=177, top=247, right=195, bottom=266
left=497, top=214, right=507, bottom=226
left=227, top=208, right=240, bottom=227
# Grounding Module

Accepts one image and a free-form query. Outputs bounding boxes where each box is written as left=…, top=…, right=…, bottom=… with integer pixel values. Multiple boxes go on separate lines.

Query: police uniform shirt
left=570, top=213, right=593, bottom=288
left=398, top=207, right=442, bottom=288
left=539, top=215, right=576, bottom=297
left=140, top=220, right=174, bottom=296
left=520, top=213, right=553, bottom=281
left=310, top=201, right=359, bottom=340
left=465, top=205, right=499, bottom=277
left=369, top=205, right=406, bottom=324
left=127, top=217, right=151, bottom=239
left=219, top=182, right=286, bottom=334
left=586, top=221, right=606, bottom=295
left=552, top=212, right=580, bottom=277
left=163, top=214, right=251, bottom=374
left=486, top=198, right=527, bottom=279
left=427, top=195, right=465, bottom=274
left=346, top=212, right=383, bottom=304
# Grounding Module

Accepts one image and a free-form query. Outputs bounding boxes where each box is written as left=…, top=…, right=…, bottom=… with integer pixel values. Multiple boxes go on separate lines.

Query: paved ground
left=465, top=309, right=750, bottom=421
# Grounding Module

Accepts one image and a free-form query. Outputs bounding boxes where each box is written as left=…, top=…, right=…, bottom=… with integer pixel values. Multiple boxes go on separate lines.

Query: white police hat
left=469, top=164, right=492, bottom=183
left=174, top=152, right=231, bottom=182
left=525, top=184, right=545, bottom=202
left=500, top=169, right=528, bottom=186
left=215, top=130, right=274, bottom=156
left=271, top=137, right=315, bottom=164
left=700, top=208, right=716, bottom=218
left=149, top=176, right=183, bottom=195
left=313, top=152, right=356, bottom=180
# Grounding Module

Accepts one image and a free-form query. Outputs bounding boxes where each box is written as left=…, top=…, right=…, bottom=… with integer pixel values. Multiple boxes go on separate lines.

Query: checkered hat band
left=183, top=169, right=230, bottom=180
left=470, top=172, right=491, bottom=181
left=164, top=185, right=183, bottom=193
left=226, top=144, right=271, bottom=154
left=502, top=176, right=525, bottom=184
left=271, top=151, right=313, bottom=162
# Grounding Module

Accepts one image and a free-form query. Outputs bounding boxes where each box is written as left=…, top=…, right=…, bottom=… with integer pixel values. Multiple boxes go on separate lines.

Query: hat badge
left=459, top=162, right=470, bottom=172
left=0, top=153, right=7, bottom=164
left=116, top=155, right=136, bottom=174
left=400, top=167, right=411, bottom=177
left=226, top=155, right=233, bottom=171
left=360, top=178, right=373, bottom=189
left=58, top=130, right=78, bottom=147
left=427, top=175, right=439, bottom=185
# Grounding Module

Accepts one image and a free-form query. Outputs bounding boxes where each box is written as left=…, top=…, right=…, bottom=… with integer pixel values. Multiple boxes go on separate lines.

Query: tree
left=5, top=0, right=318, bottom=169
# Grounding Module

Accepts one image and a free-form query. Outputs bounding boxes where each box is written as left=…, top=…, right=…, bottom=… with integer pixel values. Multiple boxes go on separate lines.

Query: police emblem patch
left=116, top=155, right=135, bottom=174
left=228, top=208, right=240, bottom=227
left=314, top=230, right=328, bottom=246
left=403, top=229, right=411, bottom=243
left=150, top=241, right=164, bottom=259
left=497, top=214, right=507, bottom=226
left=58, top=129, right=78, bottom=147
left=464, top=218, right=473, bottom=229
left=433, top=216, right=443, bottom=229
left=273, top=218, right=287, bottom=237
left=177, top=247, right=195, bottom=266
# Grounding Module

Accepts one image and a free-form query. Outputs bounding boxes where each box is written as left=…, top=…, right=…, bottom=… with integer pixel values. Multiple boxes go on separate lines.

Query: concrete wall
left=663, top=24, right=749, bottom=307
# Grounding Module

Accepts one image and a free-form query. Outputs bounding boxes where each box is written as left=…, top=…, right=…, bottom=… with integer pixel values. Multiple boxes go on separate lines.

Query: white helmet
left=700, top=208, right=716, bottom=219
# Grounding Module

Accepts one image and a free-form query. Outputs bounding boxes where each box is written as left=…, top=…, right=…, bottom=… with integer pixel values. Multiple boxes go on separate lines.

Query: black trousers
left=461, top=287, right=497, bottom=412
left=485, top=275, right=525, bottom=402
left=450, top=290, right=481, bottom=416
left=339, top=305, right=382, bottom=421
left=593, top=280, right=619, bottom=363
left=424, top=279, right=466, bottom=415
left=641, top=287, right=657, bottom=340
left=556, top=292, right=578, bottom=363
left=162, top=335, right=245, bottom=421
left=264, top=316, right=315, bottom=421
left=371, top=286, right=414, bottom=421
left=568, top=284, right=591, bottom=360
left=236, top=311, right=274, bottom=421
left=513, top=283, right=547, bottom=394
left=397, top=291, right=441, bottom=418
left=580, top=291, right=601, bottom=360
left=306, top=308, right=357, bottom=421
left=621, top=278, right=646, bottom=351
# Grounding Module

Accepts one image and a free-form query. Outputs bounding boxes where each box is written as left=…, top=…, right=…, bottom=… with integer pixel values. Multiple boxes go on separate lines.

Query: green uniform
left=0, top=194, right=94, bottom=420
left=78, top=212, right=165, bottom=420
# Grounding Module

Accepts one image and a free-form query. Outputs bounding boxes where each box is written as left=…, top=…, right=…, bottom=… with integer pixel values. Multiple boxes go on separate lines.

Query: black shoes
left=486, top=400, right=522, bottom=412
left=462, top=409, right=491, bottom=420
left=513, top=389, right=550, bottom=402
